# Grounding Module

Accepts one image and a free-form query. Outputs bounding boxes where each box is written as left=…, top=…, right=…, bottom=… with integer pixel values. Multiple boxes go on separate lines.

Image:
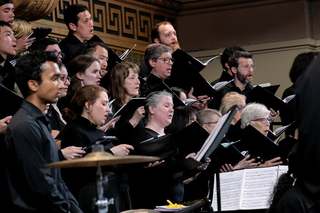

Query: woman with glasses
left=240, top=103, right=282, bottom=168
left=47, top=63, right=86, bottom=160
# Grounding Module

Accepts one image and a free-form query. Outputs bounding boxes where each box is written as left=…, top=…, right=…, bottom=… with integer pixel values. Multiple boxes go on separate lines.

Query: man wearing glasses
left=140, top=43, right=174, bottom=97
left=209, top=51, right=254, bottom=110
left=29, top=38, right=65, bottom=64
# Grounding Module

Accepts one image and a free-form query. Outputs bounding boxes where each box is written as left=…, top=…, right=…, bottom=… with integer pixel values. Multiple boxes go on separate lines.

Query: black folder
left=278, top=136, right=298, bottom=164
left=131, top=134, right=179, bottom=160
left=219, top=141, right=245, bottom=166
left=169, top=49, right=217, bottom=97
left=152, top=82, right=186, bottom=108
left=172, top=49, right=220, bottom=73
left=88, top=35, right=122, bottom=72
left=245, top=85, right=286, bottom=111
left=0, top=84, right=23, bottom=118
left=263, top=84, right=280, bottom=95
left=172, top=121, right=209, bottom=157
left=112, top=97, right=146, bottom=119
left=82, top=135, right=118, bottom=151
left=239, top=125, right=281, bottom=161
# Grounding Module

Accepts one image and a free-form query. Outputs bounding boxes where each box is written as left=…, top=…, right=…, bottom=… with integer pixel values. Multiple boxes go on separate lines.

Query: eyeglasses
left=239, top=65, right=255, bottom=70
left=155, top=57, right=175, bottom=64
left=205, top=121, right=219, bottom=125
left=60, top=76, right=70, bottom=83
left=251, top=117, right=272, bottom=124
left=49, top=50, right=65, bottom=59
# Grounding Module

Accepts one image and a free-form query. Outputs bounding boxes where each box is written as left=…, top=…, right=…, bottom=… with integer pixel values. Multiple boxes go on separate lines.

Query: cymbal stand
left=93, top=145, right=114, bottom=213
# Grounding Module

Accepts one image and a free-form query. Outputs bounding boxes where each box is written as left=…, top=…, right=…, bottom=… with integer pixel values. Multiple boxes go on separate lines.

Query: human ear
left=154, top=38, right=160, bottom=43
left=149, top=59, right=156, bottom=68
left=76, top=72, right=84, bottom=80
left=69, top=23, right=77, bottom=32
left=27, top=80, right=38, bottom=92
left=231, top=67, right=237, bottom=75
left=148, top=105, right=155, bottom=115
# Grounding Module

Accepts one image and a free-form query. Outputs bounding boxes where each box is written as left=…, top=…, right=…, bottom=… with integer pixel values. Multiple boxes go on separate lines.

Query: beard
left=236, top=71, right=252, bottom=84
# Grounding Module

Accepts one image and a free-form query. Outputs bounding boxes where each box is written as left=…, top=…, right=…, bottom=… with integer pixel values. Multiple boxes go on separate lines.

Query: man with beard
left=208, top=51, right=254, bottom=110
left=140, top=21, right=180, bottom=78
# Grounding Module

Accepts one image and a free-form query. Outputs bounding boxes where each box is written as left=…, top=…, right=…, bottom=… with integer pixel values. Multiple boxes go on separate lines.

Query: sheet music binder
left=131, top=134, right=179, bottom=160
left=112, top=97, right=146, bottom=119
left=0, top=84, right=23, bottom=118
left=172, top=121, right=209, bottom=157
left=245, top=85, right=287, bottom=111
left=179, top=105, right=239, bottom=170
left=169, top=49, right=217, bottom=97
left=239, top=125, right=281, bottom=161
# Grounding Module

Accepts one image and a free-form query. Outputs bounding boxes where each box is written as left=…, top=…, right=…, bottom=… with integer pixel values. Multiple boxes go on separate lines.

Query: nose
left=106, top=104, right=110, bottom=113
left=97, top=72, right=101, bottom=79
left=58, top=78, right=64, bottom=89
left=11, top=11, right=14, bottom=18
left=65, top=78, right=70, bottom=86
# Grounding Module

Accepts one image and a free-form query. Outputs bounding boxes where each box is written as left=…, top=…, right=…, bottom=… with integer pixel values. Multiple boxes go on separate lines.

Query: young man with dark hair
left=0, top=20, right=16, bottom=90
left=85, top=40, right=109, bottom=77
left=209, top=51, right=254, bottom=110
left=211, top=45, right=245, bottom=86
left=3, top=50, right=82, bottom=212
left=59, top=4, right=94, bottom=66
left=30, top=37, right=65, bottom=64
left=0, top=0, right=35, bottom=54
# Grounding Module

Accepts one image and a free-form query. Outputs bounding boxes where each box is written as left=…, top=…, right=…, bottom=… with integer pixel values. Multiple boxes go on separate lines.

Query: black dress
left=60, top=116, right=131, bottom=213
left=128, top=128, right=184, bottom=209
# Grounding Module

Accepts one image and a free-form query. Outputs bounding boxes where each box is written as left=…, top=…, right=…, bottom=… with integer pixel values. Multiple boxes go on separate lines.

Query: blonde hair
left=219, top=92, right=246, bottom=115
left=12, top=18, right=32, bottom=39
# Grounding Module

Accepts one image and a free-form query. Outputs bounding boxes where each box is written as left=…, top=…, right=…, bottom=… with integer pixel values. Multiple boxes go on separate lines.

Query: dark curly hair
left=15, top=50, right=58, bottom=98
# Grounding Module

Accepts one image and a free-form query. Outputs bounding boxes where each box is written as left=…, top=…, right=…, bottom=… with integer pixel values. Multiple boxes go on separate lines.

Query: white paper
left=212, top=165, right=288, bottom=211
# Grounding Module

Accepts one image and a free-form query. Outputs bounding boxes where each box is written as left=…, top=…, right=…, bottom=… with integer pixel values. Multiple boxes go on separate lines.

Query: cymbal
left=43, top=152, right=159, bottom=168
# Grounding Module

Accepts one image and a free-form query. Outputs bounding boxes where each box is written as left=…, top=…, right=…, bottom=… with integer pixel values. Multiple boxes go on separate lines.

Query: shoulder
left=275, top=186, right=309, bottom=213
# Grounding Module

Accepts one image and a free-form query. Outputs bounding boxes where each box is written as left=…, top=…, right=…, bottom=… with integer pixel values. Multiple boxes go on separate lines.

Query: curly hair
left=15, top=50, right=58, bottom=98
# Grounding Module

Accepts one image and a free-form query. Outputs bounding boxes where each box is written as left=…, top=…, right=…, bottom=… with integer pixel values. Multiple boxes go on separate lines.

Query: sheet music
left=283, top=94, right=295, bottom=103
left=254, top=83, right=271, bottom=87
left=212, top=165, right=288, bottom=211
left=192, top=53, right=221, bottom=66
left=270, top=123, right=292, bottom=137
left=212, top=79, right=233, bottom=90
left=212, top=170, right=244, bottom=211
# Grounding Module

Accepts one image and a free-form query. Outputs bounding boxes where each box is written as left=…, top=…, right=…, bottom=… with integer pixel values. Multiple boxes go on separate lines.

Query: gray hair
left=197, top=108, right=222, bottom=125
left=240, top=103, right=270, bottom=129
left=145, top=90, right=173, bottom=121
left=145, top=43, right=172, bottom=71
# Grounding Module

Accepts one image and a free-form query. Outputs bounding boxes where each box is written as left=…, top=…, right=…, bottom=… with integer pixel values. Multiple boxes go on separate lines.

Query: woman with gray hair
left=130, top=90, right=185, bottom=209
left=240, top=102, right=271, bottom=136
left=240, top=103, right=282, bottom=168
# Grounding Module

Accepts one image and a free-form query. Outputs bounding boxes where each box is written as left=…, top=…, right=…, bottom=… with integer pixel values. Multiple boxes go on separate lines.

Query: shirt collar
left=21, top=100, right=51, bottom=125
